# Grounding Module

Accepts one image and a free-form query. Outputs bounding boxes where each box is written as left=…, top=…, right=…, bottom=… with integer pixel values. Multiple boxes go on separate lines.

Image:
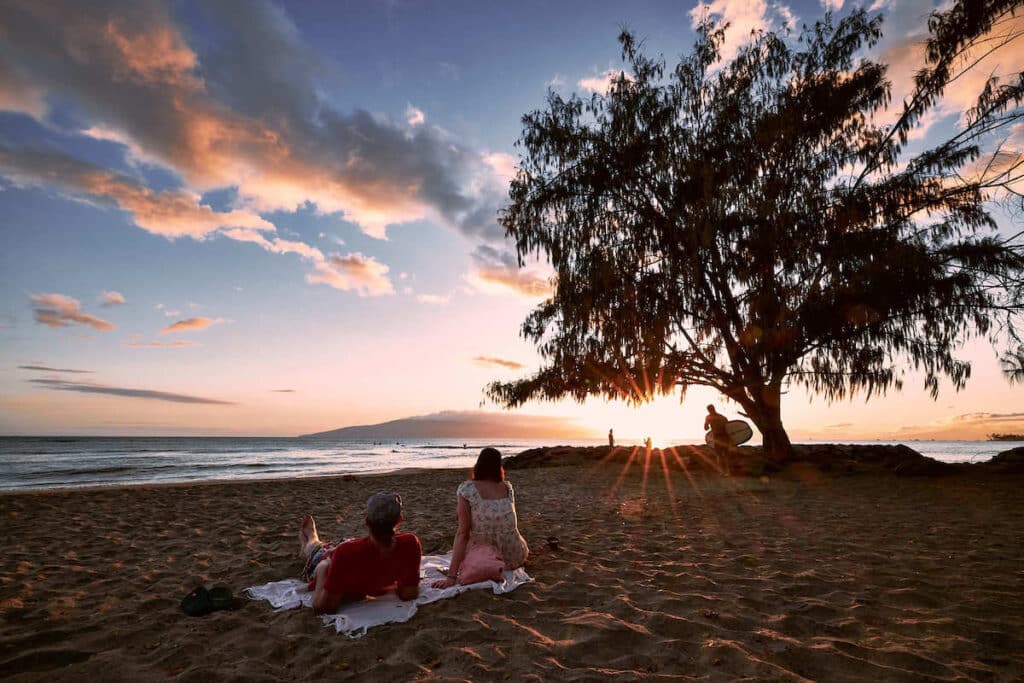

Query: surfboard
left=705, top=419, right=754, bottom=447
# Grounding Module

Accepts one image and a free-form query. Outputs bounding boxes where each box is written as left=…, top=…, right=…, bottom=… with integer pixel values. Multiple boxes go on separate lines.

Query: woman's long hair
left=472, top=447, right=504, bottom=482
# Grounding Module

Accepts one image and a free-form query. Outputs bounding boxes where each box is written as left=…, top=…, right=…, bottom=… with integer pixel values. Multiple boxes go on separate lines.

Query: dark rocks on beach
left=503, top=443, right=1024, bottom=477
left=988, top=446, right=1024, bottom=470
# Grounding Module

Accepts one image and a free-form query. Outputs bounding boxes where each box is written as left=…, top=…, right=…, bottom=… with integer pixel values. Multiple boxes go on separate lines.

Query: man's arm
left=311, top=558, right=343, bottom=614
left=395, top=583, right=419, bottom=601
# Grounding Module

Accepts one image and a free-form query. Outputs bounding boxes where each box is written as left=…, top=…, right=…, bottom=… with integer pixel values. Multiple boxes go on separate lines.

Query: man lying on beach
left=298, top=491, right=422, bottom=613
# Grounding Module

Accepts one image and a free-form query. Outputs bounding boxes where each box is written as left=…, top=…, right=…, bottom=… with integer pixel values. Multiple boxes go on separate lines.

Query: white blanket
left=245, top=552, right=533, bottom=637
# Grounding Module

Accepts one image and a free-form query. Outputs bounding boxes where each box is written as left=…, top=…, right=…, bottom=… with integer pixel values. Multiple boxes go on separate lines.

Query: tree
left=488, top=0, right=1024, bottom=459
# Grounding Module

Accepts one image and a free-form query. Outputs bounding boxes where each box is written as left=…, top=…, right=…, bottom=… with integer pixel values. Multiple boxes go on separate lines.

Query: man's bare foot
left=298, top=514, right=320, bottom=556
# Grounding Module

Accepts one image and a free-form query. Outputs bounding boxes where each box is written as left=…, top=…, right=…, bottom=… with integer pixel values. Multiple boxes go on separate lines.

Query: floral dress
left=457, top=480, right=529, bottom=569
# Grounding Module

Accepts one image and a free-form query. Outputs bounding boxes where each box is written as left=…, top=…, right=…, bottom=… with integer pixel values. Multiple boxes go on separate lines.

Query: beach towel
left=245, top=552, right=533, bottom=637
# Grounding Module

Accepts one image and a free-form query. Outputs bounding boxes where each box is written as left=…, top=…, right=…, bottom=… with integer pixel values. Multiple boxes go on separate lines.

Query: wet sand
left=2, top=456, right=1023, bottom=681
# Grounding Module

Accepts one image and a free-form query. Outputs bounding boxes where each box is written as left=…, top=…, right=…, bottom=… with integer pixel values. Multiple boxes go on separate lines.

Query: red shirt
left=322, top=533, right=421, bottom=597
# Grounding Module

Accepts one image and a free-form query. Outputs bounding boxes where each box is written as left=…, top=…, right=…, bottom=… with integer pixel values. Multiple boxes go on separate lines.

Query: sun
left=579, top=393, right=714, bottom=447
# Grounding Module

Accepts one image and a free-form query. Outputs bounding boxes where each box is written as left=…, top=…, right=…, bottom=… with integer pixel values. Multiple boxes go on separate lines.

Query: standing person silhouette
left=608, top=428, right=615, bottom=447
left=704, top=405, right=731, bottom=474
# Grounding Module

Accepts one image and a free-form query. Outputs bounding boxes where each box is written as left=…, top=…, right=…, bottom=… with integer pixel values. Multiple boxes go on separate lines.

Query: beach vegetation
left=488, top=0, right=1024, bottom=459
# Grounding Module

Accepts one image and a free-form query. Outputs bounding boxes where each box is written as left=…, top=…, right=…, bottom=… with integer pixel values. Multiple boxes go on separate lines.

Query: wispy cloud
left=18, top=364, right=93, bottom=374
left=416, top=293, right=450, bottom=305
left=160, top=317, right=223, bottom=334
left=545, top=74, right=566, bottom=89
left=99, top=290, right=126, bottom=306
left=124, top=340, right=196, bottom=348
left=271, top=389, right=296, bottom=393
left=28, top=378, right=234, bottom=404
left=473, top=356, right=526, bottom=370
left=29, top=293, right=116, bottom=331
left=952, top=411, right=1024, bottom=423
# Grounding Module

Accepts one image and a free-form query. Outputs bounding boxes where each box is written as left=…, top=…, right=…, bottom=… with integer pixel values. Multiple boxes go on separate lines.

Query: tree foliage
left=488, top=0, right=1024, bottom=458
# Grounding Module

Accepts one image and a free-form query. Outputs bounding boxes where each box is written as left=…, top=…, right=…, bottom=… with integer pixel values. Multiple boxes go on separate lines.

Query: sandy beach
left=2, top=450, right=1023, bottom=681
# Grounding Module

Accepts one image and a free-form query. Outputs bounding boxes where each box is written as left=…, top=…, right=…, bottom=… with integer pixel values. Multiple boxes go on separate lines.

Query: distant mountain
left=299, top=410, right=594, bottom=439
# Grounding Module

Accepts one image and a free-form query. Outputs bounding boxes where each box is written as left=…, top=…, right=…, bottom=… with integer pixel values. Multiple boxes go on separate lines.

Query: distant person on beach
left=298, top=491, right=421, bottom=613
left=704, top=405, right=731, bottom=472
left=609, top=428, right=615, bottom=447
left=433, top=447, right=529, bottom=588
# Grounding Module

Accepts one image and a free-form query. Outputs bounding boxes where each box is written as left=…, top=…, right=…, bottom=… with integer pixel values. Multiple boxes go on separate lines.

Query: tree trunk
left=746, top=385, right=793, bottom=462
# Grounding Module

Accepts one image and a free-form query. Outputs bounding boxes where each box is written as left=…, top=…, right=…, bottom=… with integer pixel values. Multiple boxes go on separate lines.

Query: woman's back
left=457, top=480, right=528, bottom=569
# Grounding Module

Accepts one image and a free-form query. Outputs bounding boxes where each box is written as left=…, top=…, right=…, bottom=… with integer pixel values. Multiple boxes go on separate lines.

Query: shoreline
left=3, top=440, right=1023, bottom=495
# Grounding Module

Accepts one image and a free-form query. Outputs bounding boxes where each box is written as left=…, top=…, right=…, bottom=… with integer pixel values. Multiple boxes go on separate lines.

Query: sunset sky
left=1, top=0, right=1021, bottom=441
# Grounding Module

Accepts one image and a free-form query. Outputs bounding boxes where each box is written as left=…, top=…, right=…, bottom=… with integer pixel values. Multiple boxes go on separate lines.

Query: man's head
left=365, top=491, right=402, bottom=543
left=707, top=404, right=717, bottom=414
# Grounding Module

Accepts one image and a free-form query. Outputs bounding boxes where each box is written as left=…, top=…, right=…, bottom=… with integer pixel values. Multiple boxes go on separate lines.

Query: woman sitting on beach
left=299, top=491, right=421, bottom=613
left=433, top=447, right=529, bottom=588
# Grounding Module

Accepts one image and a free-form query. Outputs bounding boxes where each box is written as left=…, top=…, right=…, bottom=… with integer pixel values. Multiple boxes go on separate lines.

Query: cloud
left=28, top=378, right=234, bottom=404
left=473, top=356, right=526, bottom=370
left=124, top=340, right=196, bottom=348
left=416, top=293, right=450, bottom=305
left=545, top=74, right=566, bottom=89
left=875, top=2, right=1024, bottom=135
left=0, top=0, right=546, bottom=301
left=29, top=293, right=116, bottom=331
left=0, top=59, right=46, bottom=117
left=578, top=69, right=632, bottom=94
left=406, top=104, right=425, bottom=126
left=18, top=364, right=93, bottom=374
left=99, top=290, right=126, bottom=306
left=160, top=317, right=223, bottom=334
left=467, top=245, right=552, bottom=298
left=271, top=389, right=296, bottom=393
left=951, top=411, right=1024, bottom=423
left=0, top=0, right=509, bottom=244
left=820, top=0, right=843, bottom=10
left=306, top=252, right=394, bottom=296
left=0, top=145, right=275, bottom=239
left=689, top=0, right=791, bottom=62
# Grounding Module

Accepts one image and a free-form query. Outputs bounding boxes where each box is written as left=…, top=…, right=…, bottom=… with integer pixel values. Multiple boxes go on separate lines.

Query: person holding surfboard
left=704, top=405, right=732, bottom=474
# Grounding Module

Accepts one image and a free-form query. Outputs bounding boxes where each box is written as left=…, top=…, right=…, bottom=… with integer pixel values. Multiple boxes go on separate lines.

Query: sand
left=2, top=453, right=1023, bottom=681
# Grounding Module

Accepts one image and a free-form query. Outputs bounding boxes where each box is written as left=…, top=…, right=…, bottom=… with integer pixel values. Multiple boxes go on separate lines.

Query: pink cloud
left=577, top=69, right=632, bottom=94
left=160, top=317, right=223, bottom=334
left=307, top=253, right=394, bottom=296
left=99, top=290, right=126, bottom=306
left=469, top=266, right=552, bottom=298
left=473, top=356, right=526, bottom=370
left=0, top=146, right=273, bottom=239
left=689, top=0, right=774, bottom=62
left=0, top=1, right=505, bottom=242
left=29, top=293, right=116, bottom=331
left=406, top=104, right=425, bottom=126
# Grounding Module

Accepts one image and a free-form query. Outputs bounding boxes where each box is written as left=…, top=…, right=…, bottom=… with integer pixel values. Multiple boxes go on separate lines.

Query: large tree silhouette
left=488, top=1, right=1024, bottom=459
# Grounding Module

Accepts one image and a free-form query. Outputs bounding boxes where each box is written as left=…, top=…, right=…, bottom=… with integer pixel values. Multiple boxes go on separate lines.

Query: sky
left=0, top=0, right=1021, bottom=441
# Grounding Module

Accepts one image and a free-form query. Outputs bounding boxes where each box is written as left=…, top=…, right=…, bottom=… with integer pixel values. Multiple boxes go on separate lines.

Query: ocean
left=0, top=436, right=1020, bottom=492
